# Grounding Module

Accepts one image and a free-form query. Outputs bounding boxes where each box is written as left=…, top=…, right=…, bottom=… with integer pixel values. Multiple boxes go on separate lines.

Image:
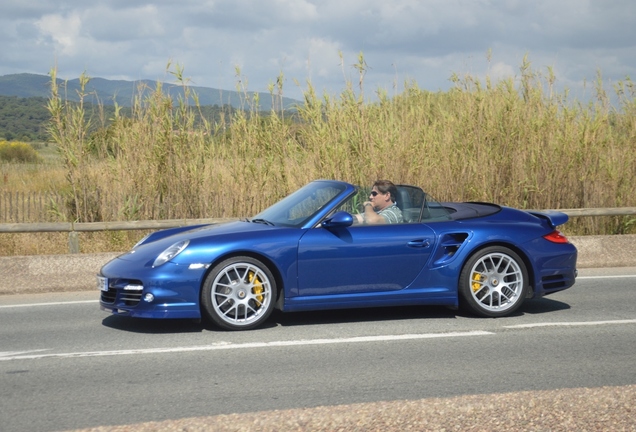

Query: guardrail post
left=68, top=231, right=80, bottom=254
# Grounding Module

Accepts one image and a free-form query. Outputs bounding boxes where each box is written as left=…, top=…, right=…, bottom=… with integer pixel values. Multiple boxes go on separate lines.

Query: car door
left=296, top=223, right=436, bottom=296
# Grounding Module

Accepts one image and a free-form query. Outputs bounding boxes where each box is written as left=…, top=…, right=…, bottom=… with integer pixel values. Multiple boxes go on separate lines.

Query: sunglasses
left=370, top=191, right=381, bottom=196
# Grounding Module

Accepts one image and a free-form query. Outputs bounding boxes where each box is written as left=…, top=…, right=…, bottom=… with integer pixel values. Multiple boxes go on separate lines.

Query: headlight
left=153, top=240, right=189, bottom=267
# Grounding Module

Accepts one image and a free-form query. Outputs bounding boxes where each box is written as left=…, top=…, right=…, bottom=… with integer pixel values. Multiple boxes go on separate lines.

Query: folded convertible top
left=441, top=202, right=502, bottom=220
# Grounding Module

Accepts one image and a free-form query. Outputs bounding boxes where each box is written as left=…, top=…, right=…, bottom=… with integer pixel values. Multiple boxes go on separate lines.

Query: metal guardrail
left=0, top=218, right=237, bottom=233
left=1, top=209, right=635, bottom=253
left=0, top=218, right=238, bottom=254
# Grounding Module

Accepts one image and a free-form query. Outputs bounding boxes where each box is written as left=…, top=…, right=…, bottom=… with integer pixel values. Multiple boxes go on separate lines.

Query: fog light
left=144, top=293, right=155, bottom=302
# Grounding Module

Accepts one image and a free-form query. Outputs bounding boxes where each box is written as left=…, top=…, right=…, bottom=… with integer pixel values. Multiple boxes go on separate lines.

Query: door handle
left=407, top=239, right=431, bottom=248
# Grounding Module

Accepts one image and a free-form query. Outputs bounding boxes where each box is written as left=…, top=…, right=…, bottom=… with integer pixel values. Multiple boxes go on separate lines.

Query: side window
left=395, top=185, right=426, bottom=223
left=333, top=189, right=368, bottom=215
left=330, top=185, right=449, bottom=225
left=333, top=188, right=409, bottom=225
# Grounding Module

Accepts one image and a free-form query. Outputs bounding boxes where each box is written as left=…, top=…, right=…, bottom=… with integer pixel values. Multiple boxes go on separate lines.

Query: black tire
left=459, top=246, right=529, bottom=317
left=201, top=256, right=276, bottom=330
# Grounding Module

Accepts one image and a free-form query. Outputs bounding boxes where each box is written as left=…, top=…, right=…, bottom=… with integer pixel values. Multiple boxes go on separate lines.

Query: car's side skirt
left=282, top=288, right=457, bottom=312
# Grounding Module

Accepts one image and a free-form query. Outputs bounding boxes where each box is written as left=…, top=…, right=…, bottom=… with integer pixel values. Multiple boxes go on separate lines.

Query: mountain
left=0, top=95, right=50, bottom=141
left=0, top=73, right=300, bottom=110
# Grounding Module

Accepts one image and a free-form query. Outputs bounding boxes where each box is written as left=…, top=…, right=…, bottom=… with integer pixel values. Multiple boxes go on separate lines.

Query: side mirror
left=321, top=211, right=354, bottom=228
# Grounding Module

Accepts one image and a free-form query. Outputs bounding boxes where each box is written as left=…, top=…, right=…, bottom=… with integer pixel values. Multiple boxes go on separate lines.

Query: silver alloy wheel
left=210, top=261, right=273, bottom=328
left=468, top=252, right=524, bottom=313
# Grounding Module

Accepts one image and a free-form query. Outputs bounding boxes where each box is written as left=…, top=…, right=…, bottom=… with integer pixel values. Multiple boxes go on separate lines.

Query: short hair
left=373, top=179, right=398, bottom=203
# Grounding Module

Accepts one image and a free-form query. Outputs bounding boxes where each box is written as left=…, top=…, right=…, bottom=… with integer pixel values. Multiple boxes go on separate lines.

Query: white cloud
left=489, top=61, right=516, bottom=82
left=81, top=5, right=166, bottom=42
left=35, top=12, right=82, bottom=56
left=0, top=0, right=635, bottom=102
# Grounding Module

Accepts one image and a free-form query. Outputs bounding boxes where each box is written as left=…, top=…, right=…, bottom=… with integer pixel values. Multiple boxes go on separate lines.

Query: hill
left=0, top=96, right=50, bottom=141
left=0, top=73, right=301, bottom=141
left=0, top=73, right=300, bottom=110
left=0, top=94, right=247, bottom=142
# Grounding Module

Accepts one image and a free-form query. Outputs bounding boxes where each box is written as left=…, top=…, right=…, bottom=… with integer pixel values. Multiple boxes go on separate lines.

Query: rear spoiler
left=527, top=210, right=569, bottom=229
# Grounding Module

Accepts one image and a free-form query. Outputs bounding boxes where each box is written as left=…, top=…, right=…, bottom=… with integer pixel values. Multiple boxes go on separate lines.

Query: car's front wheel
left=459, top=246, right=528, bottom=317
left=201, top=256, right=276, bottom=330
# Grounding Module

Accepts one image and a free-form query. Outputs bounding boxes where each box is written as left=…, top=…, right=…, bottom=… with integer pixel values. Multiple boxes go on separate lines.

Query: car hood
left=115, top=220, right=285, bottom=264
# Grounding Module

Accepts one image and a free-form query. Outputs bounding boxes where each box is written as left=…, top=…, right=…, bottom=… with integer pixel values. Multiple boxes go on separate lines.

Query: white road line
left=3, top=318, right=636, bottom=362
left=505, top=319, right=636, bottom=329
left=0, top=300, right=98, bottom=309
left=0, top=331, right=494, bottom=362
left=0, top=349, right=50, bottom=357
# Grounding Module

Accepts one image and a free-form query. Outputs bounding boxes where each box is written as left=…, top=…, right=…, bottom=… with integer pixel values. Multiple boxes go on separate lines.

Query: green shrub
left=0, top=140, right=43, bottom=163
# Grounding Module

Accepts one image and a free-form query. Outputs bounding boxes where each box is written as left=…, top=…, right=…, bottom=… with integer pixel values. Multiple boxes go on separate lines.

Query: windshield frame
left=251, top=180, right=353, bottom=228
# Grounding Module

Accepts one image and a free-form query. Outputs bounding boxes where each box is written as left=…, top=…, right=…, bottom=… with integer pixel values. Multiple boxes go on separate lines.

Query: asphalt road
left=1, top=267, right=635, bottom=432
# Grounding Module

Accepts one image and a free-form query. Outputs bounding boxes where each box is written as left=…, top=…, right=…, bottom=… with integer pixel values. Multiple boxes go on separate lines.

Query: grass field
left=1, top=60, right=635, bottom=255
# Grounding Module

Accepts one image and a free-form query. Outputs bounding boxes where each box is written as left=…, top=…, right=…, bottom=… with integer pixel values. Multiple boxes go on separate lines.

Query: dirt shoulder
left=71, top=385, right=636, bottom=431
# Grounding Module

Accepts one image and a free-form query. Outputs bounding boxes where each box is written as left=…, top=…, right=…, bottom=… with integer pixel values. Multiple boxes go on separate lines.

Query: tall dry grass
left=2, top=56, right=635, bottom=255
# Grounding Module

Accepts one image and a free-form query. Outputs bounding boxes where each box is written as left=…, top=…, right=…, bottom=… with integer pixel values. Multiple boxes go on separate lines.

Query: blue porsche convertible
left=98, top=180, right=577, bottom=330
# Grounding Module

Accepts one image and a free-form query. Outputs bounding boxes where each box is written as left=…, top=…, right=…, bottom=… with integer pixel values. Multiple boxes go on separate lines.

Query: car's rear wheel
left=201, top=256, right=276, bottom=330
left=459, top=246, right=528, bottom=317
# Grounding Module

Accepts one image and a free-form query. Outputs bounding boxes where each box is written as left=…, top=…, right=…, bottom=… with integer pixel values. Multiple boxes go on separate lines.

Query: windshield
left=252, top=181, right=348, bottom=228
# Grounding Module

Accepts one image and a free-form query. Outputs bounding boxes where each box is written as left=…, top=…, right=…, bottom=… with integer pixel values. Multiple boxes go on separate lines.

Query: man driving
left=355, top=180, right=403, bottom=224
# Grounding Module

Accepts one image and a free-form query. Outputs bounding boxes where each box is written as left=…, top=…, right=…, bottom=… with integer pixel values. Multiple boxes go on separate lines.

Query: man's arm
left=359, top=202, right=385, bottom=224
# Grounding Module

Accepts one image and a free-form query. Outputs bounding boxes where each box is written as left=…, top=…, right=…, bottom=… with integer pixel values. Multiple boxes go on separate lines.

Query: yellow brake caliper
left=249, top=271, right=264, bottom=308
left=472, top=272, right=484, bottom=292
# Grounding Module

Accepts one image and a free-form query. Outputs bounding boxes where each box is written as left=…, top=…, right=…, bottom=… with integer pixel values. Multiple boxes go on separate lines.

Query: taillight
left=543, top=230, right=569, bottom=244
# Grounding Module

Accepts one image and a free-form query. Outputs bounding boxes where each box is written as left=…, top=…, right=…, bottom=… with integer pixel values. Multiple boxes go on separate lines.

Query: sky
left=1, top=0, right=635, bottom=103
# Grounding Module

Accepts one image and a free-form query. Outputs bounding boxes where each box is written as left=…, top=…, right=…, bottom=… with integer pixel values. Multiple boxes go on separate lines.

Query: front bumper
left=98, top=257, right=207, bottom=319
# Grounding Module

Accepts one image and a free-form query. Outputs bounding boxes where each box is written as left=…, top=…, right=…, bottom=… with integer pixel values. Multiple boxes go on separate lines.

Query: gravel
left=69, top=384, right=635, bottom=432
